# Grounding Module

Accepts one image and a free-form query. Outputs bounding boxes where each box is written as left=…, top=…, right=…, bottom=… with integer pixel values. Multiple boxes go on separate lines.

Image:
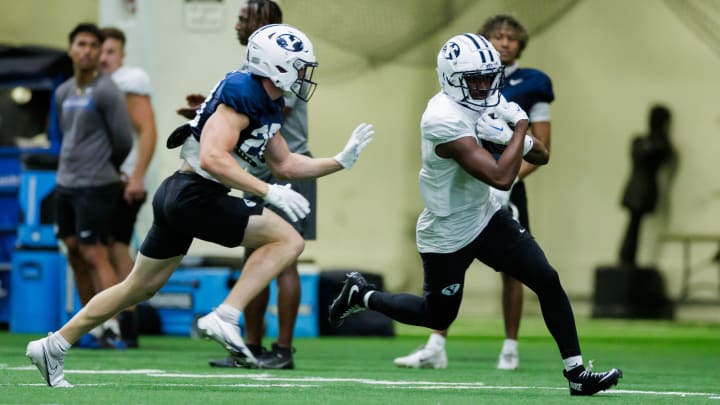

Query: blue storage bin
left=58, top=262, right=82, bottom=325
left=149, top=267, right=234, bottom=336
left=17, top=170, right=57, bottom=248
left=0, top=156, right=21, bottom=232
left=0, top=231, right=16, bottom=263
left=0, top=155, right=21, bottom=192
left=0, top=194, right=20, bottom=232
left=17, top=226, right=56, bottom=249
left=0, top=268, right=10, bottom=324
left=10, top=250, right=66, bottom=333
left=265, top=265, right=320, bottom=338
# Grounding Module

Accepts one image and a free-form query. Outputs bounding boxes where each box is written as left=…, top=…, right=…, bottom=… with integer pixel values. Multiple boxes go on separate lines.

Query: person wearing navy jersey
left=178, top=0, right=315, bottom=370
left=485, top=15, right=554, bottom=371
left=26, top=23, right=375, bottom=388
left=393, top=14, right=555, bottom=372
left=329, top=32, right=621, bottom=396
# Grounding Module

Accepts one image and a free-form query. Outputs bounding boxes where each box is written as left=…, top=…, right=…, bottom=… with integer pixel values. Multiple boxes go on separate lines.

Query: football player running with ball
left=394, top=14, right=557, bottom=372
left=328, top=33, right=622, bottom=396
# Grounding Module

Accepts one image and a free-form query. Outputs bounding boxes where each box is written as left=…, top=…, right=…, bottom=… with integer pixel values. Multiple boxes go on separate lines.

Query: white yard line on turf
left=5, top=365, right=720, bottom=398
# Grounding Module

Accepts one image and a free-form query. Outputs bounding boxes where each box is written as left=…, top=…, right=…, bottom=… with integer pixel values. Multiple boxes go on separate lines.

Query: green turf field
left=1, top=316, right=719, bottom=404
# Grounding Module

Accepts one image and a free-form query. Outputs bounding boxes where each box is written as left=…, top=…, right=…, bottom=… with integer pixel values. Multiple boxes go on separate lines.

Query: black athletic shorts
left=110, top=186, right=146, bottom=244
left=419, top=208, right=536, bottom=307
left=55, top=183, right=122, bottom=245
left=140, top=171, right=264, bottom=259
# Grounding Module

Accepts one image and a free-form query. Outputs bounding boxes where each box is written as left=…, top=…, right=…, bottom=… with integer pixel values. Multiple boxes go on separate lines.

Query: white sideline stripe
left=148, top=374, right=486, bottom=386
left=147, top=373, right=273, bottom=378
left=613, top=390, right=720, bottom=397
left=152, top=383, right=318, bottom=388
left=9, top=380, right=720, bottom=398
left=7, top=366, right=720, bottom=398
left=408, top=385, right=564, bottom=391
left=2, top=366, right=164, bottom=374
left=14, top=383, right=111, bottom=387
left=69, top=369, right=164, bottom=375
left=9, top=383, right=316, bottom=388
left=260, top=377, right=484, bottom=386
left=407, top=385, right=720, bottom=397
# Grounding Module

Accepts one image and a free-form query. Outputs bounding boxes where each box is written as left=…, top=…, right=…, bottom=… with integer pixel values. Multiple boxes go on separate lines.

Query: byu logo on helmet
left=436, top=33, right=504, bottom=111
left=441, top=283, right=461, bottom=296
left=442, top=42, right=460, bottom=60
left=247, top=24, right=318, bottom=101
left=276, top=34, right=304, bottom=52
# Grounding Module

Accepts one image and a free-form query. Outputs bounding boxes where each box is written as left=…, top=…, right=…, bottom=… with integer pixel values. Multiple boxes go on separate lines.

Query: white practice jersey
left=416, top=92, right=501, bottom=254
left=111, top=65, right=153, bottom=177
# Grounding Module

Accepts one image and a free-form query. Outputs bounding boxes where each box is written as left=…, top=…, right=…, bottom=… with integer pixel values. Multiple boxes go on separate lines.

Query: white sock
left=501, top=338, right=518, bottom=353
left=427, top=332, right=446, bottom=348
left=363, top=291, right=374, bottom=308
left=103, top=318, right=120, bottom=335
left=563, top=355, right=584, bottom=371
left=89, top=325, right=104, bottom=338
left=48, top=332, right=71, bottom=355
left=215, top=304, right=241, bottom=324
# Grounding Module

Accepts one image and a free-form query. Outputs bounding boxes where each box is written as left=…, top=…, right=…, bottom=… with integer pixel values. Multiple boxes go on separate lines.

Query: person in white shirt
left=328, top=33, right=622, bottom=397
left=98, top=26, right=158, bottom=349
left=394, top=14, right=557, bottom=372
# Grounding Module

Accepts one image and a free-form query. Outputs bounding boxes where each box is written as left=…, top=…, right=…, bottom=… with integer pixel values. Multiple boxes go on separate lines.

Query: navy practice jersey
left=186, top=71, right=285, bottom=171
left=502, top=67, right=554, bottom=113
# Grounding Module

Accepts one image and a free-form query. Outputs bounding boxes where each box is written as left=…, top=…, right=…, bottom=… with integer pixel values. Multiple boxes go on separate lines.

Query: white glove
left=263, top=184, right=310, bottom=222
left=333, top=123, right=375, bottom=169
left=478, top=114, right=534, bottom=157
left=476, top=113, right=513, bottom=144
left=496, top=98, right=528, bottom=126
left=522, top=135, right=534, bottom=156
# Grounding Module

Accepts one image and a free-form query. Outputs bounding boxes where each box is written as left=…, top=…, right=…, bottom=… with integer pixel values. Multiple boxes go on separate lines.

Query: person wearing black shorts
left=192, top=0, right=316, bottom=370
left=53, top=23, right=132, bottom=324
left=26, top=23, right=375, bottom=388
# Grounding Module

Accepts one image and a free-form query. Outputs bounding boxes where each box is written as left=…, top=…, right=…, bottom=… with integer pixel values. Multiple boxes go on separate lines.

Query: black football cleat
left=209, top=344, right=265, bottom=368
left=257, top=343, right=295, bottom=370
left=328, top=272, right=370, bottom=328
left=563, top=365, right=623, bottom=396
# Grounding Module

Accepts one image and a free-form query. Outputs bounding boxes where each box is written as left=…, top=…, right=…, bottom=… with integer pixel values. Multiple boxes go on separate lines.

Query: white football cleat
left=25, top=333, right=73, bottom=388
left=497, top=349, right=519, bottom=370
left=393, top=345, right=448, bottom=369
left=196, top=311, right=257, bottom=368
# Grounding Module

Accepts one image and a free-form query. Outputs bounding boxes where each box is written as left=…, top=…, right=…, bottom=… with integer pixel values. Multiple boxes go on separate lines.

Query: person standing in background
left=100, top=26, right=158, bottom=348
left=394, top=15, right=554, bottom=371
left=53, top=22, right=133, bottom=348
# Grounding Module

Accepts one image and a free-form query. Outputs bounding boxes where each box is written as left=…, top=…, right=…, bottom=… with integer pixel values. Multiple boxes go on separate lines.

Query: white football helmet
left=436, top=33, right=504, bottom=111
left=246, top=24, right=318, bottom=101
